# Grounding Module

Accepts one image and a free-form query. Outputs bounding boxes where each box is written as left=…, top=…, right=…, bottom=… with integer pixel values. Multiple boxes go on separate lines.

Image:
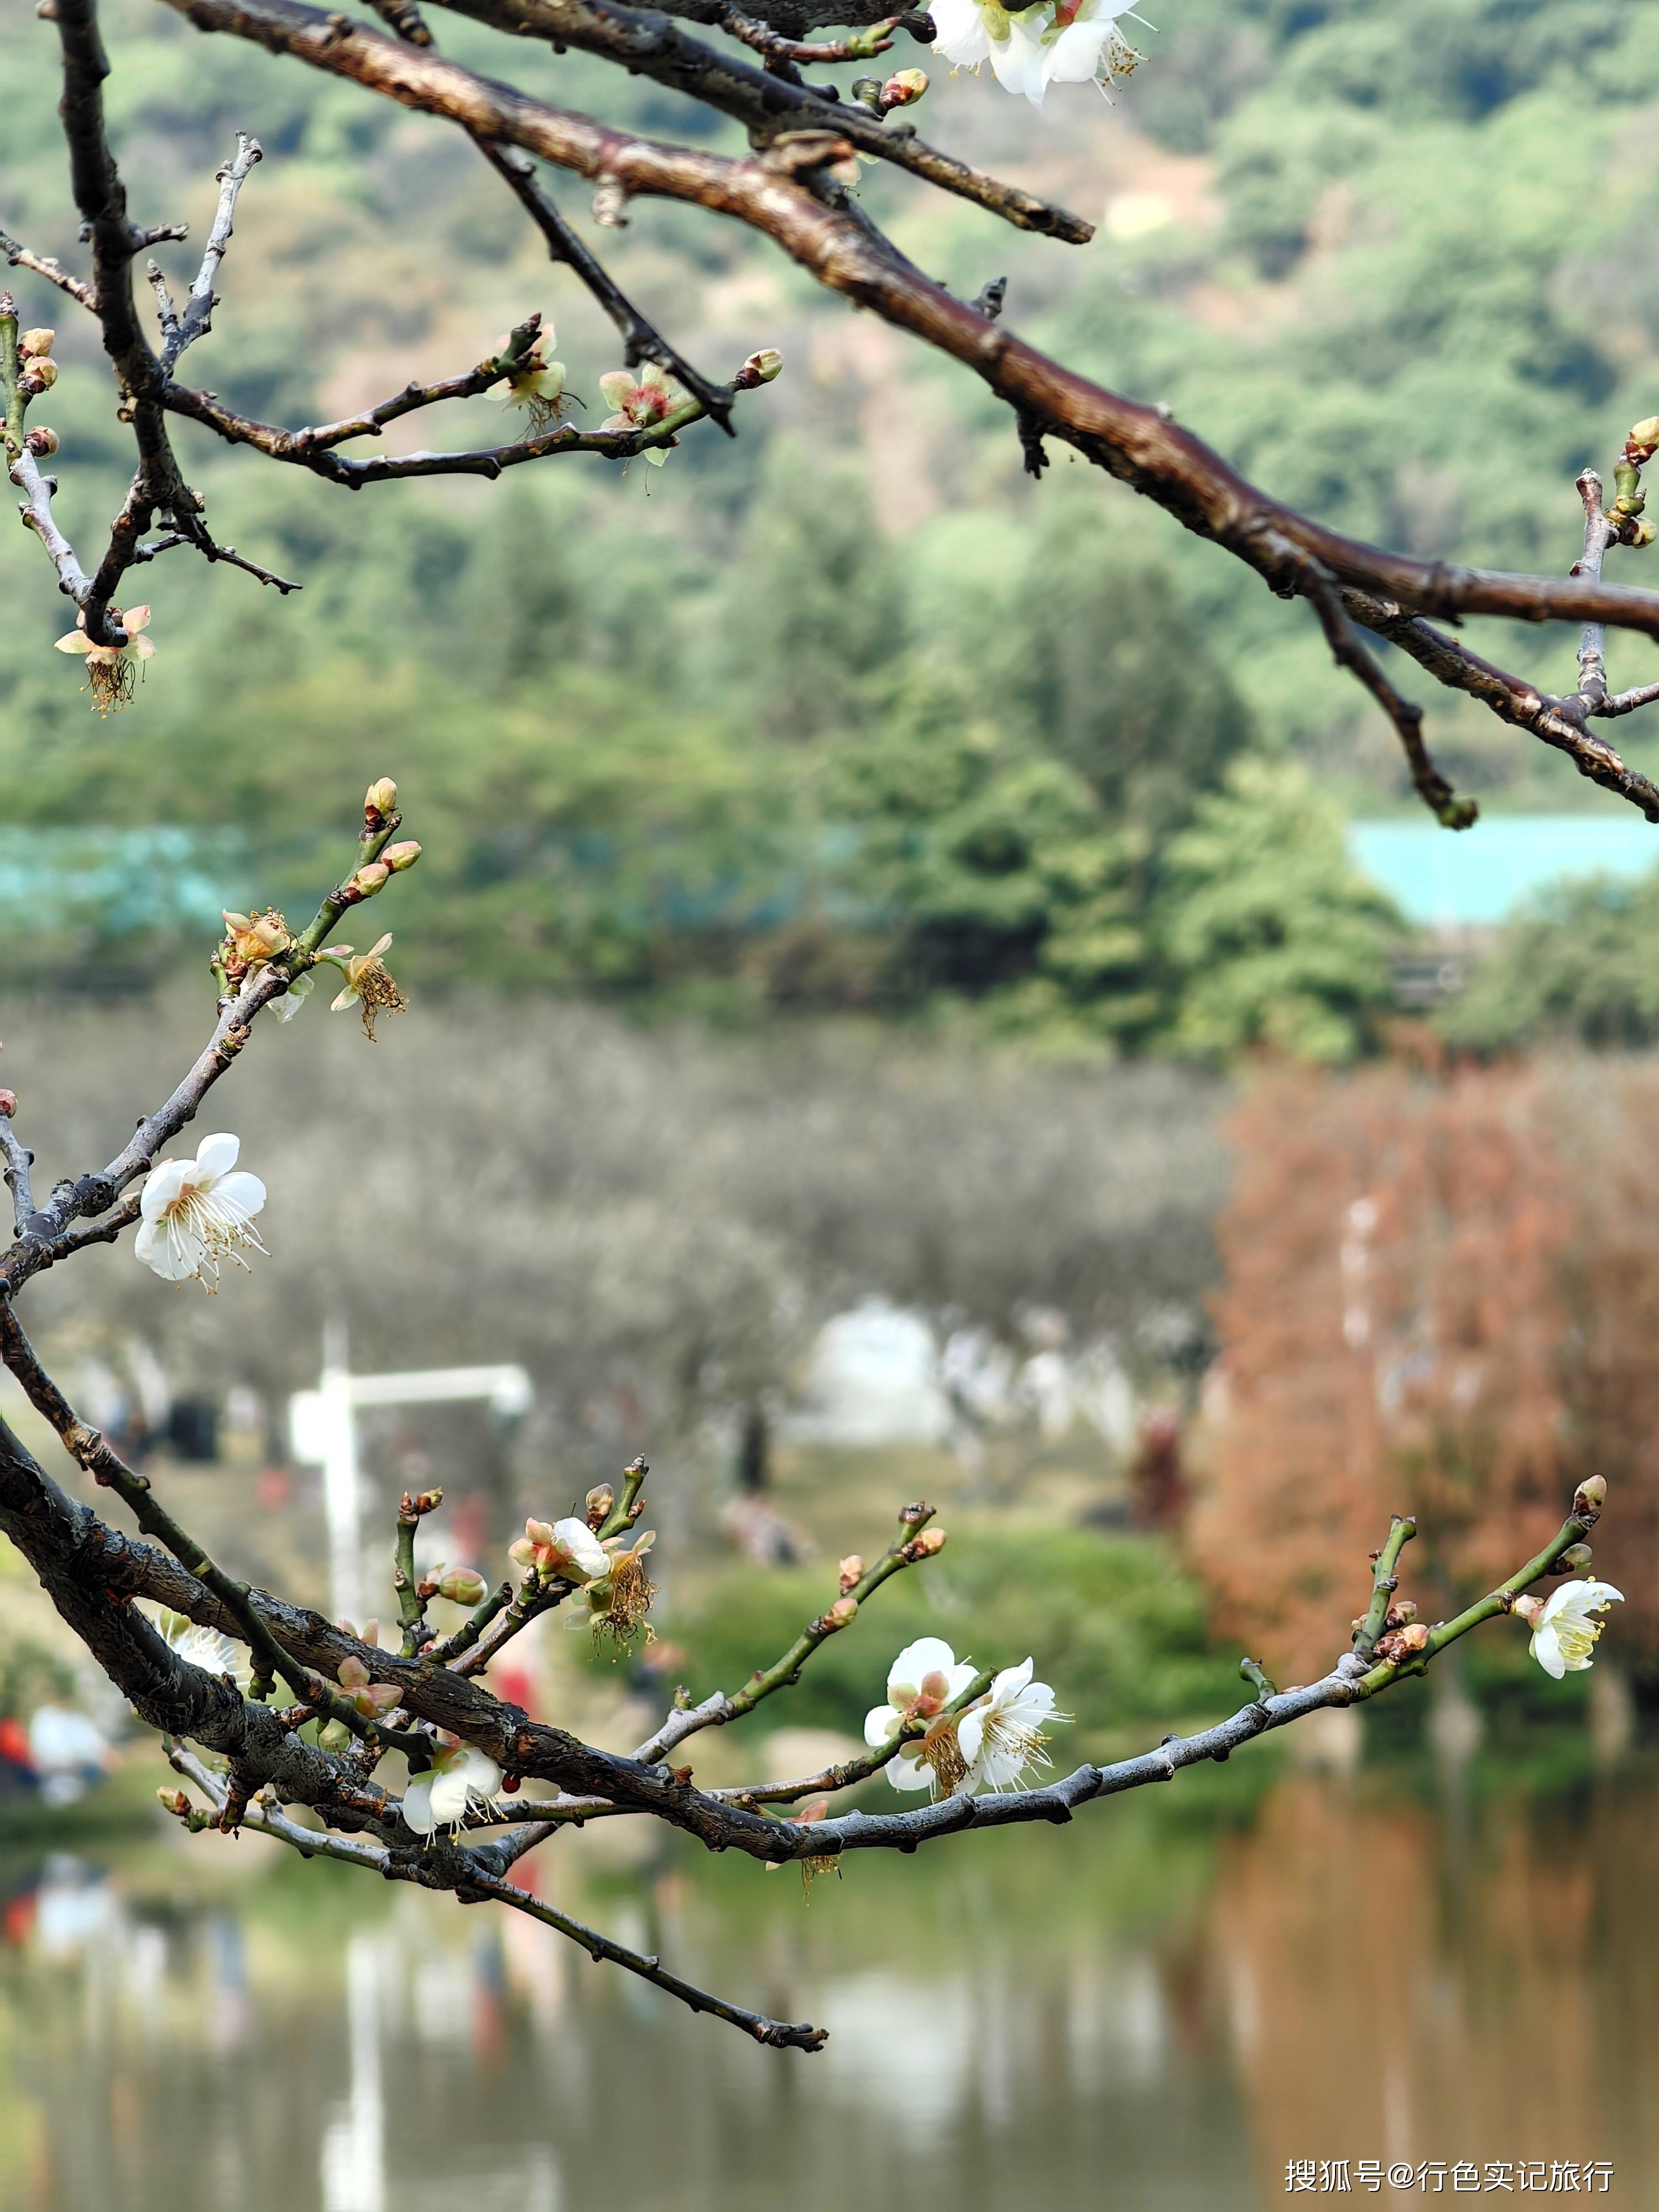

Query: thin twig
left=0, top=228, right=95, bottom=307
left=1307, top=572, right=1477, bottom=829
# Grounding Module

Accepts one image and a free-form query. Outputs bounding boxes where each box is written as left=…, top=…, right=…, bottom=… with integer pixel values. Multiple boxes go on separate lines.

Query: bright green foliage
left=1160, top=758, right=1402, bottom=1063
left=1441, top=874, right=1659, bottom=1053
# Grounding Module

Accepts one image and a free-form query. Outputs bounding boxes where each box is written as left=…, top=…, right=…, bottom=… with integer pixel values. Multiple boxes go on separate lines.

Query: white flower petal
left=139, top=1159, right=191, bottom=1219
left=1530, top=1624, right=1567, bottom=1680
left=551, top=1517, right=609, bottom=1579
left=401, top=1775, right=438, bottom=1834
left=886, top=1636, right=959, bottom=1703
left=210, top=1170, right=267, bottom=1223
left=193, top=1133, right=241, bottom=1184
left=885, top=1748, right=933, bottom=1791
left=864, top=1702, right=902, bottom=1750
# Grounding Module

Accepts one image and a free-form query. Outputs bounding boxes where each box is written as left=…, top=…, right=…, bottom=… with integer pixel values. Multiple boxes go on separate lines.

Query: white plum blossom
left=957, top=1658, right=1066, bottom=1791
left=54, top=602, right=156, bottom=713
left=509, top=1515, right=609, bottom=1583
left=598, top=364, right=677, bottom=465
left=134, top=1133, right=268, bottom=1288
left=149, top=1607, right=251, bottom=1690
left=401, top=1740, right=504, bottom=1836
left=497, top=325, right=571, bottom=430
left=865, top=1635, right=979, bottom=1793
left=1524, top=1579, right=1624, bottom=1679
left=929, top=0, right=1140, bottom=107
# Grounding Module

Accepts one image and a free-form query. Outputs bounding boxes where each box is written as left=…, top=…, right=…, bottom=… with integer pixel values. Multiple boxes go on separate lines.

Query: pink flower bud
left=352, top=863, right=390, bottom=895
left=838, top=1553, right=864, bottom=1594
left=821, top=1595, right=858, bottom=1631
left=909, top=1527, right=946, bottom=1557
left=0, top=1091, right=16, bottom=1117
left=881, top=67, right=928, bottom=106
left=156, top=1786, right=190, bottom=1815
left=437, top=1567, right=487, bottom=1605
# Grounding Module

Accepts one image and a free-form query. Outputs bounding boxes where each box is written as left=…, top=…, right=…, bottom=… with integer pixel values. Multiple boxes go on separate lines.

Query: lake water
left=3, top=1754, right=1652, bottom=2211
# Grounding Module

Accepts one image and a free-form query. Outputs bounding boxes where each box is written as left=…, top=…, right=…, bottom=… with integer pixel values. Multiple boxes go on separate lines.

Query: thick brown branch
left=159, top=0, right=1659, bottom=701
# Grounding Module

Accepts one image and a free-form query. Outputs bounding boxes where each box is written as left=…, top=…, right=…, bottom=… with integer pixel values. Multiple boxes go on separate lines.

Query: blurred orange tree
left=1190, top=1058, right=1659, bottom=1681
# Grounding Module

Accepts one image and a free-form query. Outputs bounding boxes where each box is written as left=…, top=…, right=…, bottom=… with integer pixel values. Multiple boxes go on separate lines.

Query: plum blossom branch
left=152, top=129, right=263, bottom=371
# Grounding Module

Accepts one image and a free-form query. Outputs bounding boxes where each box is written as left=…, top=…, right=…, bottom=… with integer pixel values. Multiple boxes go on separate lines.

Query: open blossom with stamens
left=401, top=1736, right=504, bottom=1835
left=329, top=934, right=407, bottom=1041
left=598, top=364, right=677, bottom=465
left=864, top=1636, right=979, bottom=1796
left=928, top=0, right=1137, bottom=106
left=134, top=1133, right=268, bottom=1288
left=957, top=1658, right=1067, bottom=1791
left=509, top=1515, right=608, bottom=1584
left=54, top=603, right=156, bottom=715
left=570, top=1526, right=658, bottom=1647
left=222, top=907, right=290, bottom=971
left=1516, top=1579, right=1624, bottom=1679
left=497, top=326, right=571, bottom=430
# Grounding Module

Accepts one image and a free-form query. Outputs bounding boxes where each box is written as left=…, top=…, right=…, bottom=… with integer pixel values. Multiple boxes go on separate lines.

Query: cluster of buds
left=336, top=1652, right=400, bottom=1720
left=1611, top=427, right=1659, bottom=546
left=851, top=66, right=928, bottom=112
left=18, top=326, right=57, bottom=397
left=1371, top=1596, right=1430, bottom=1667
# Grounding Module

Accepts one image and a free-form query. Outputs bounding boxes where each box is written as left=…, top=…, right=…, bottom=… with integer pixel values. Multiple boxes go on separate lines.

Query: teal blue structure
left=1348, top=816, right=1659, bottom=928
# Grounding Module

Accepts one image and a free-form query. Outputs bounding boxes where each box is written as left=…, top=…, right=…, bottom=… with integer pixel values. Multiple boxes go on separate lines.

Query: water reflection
left=1, top=1768, right=1651, bottom=2211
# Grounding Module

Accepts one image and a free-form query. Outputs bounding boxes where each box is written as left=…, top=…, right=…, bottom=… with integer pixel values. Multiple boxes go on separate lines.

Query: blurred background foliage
left=16, top=1, right=1659, bottom=1052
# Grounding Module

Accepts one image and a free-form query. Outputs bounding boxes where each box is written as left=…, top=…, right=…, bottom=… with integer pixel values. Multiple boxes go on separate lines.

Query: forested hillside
left=7, top=0, right=1659, bottom=1048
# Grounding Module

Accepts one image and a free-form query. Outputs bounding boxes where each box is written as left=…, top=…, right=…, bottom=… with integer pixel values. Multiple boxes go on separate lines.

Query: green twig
left=1353, top=1514, right=1417, bottom=1661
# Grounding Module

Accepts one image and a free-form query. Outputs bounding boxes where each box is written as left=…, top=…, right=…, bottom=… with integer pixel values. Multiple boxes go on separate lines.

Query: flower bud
left=838, top=1553, right=864, bottom=1594
left=586, top=1483, right=615, bottom=1528
left=1385, top=1599, right=1417, bottom=1627
left=1629, top=416, right=1659, bottom=459
left=1512, top=1594, right=1545, bottom=1629
left=850, top=74, right=884, bottom=110
left=0, top=1091, right=15, bottom=1117
left=1572, top=1475, right=1607, bottom=1521
left=1560, top=1542, right=1593, bottom=1572
left=352, top=862, right=390, bottom=896
left=24, top=357, right=58, bottom=390
left=365, top=777, right=398, bottom=817
left=437, top=1567, right=487, bottom=1605
left=19, top=328, right=55, bottom=358
left=820, top=1595, right=858, bottom=1631
left=881, top=67, right=928, bottom=106
left=739, top=348, right=784, bottom=387
left=318, top=1718, right=353, bottom=1752
left=382, top=839, right=421, bottom=872
left=1629, top=517, right=1657, bottom=550
left=898, top=1500, right=931, bottom=1527
left=156, top=1786, right=190, bottom=1815
left=25, top=426, right=58, bottom=456
left=909, top=1527, right=946, bottom=1557
left=1396, top=1622, right=1430, bottom=1652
